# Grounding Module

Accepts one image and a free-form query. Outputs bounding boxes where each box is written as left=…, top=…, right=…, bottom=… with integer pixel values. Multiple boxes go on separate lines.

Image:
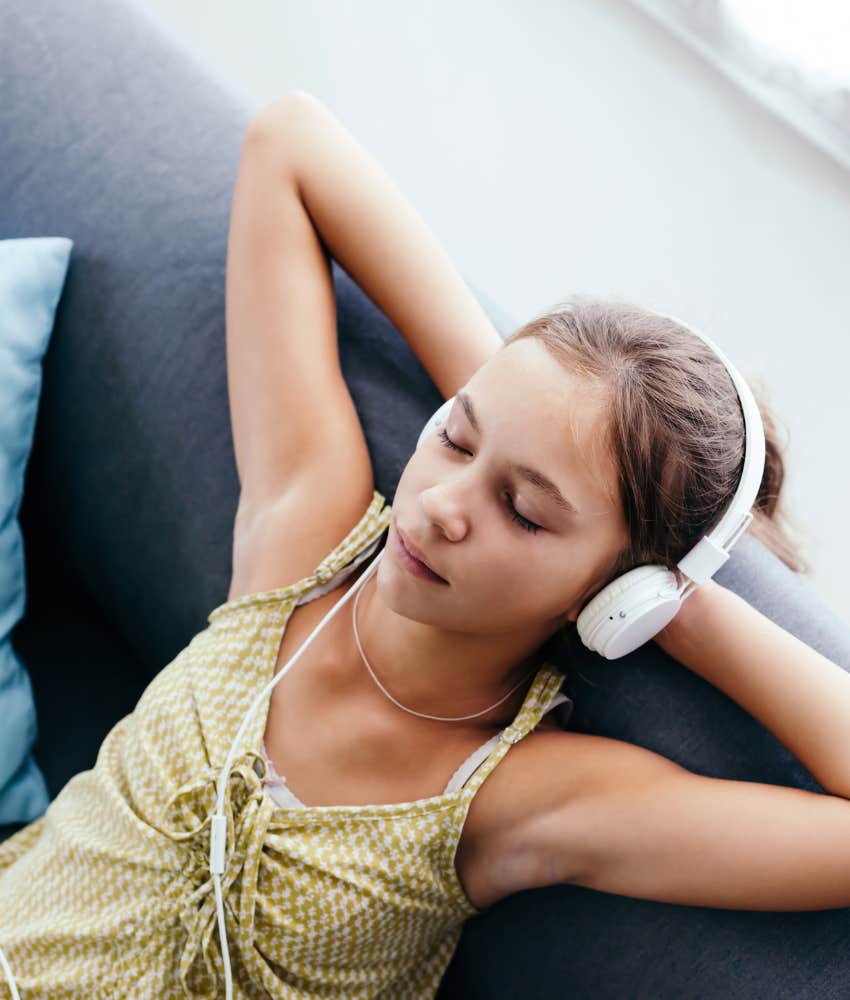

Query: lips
left=397, top=527, right=447, bottom=582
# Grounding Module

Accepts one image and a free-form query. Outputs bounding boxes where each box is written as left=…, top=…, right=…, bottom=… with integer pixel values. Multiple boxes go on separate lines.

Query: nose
left=420, top=481, right=469, bottom=542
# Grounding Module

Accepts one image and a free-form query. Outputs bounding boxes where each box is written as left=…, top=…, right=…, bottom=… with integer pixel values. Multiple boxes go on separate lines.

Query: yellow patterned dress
left=0, top=490, right=569, bottom=999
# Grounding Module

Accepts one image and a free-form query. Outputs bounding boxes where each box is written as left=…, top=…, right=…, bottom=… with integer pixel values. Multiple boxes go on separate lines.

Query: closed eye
left=436, top=427, right=541, bottom=535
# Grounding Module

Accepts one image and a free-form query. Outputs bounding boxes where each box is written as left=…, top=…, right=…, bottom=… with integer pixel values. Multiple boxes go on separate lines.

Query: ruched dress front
left=0, top=489, right=570, bottom=999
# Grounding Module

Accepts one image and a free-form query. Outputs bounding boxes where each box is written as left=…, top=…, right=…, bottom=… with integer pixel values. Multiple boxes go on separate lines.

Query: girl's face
left=380, top=337, right=630, bottom=637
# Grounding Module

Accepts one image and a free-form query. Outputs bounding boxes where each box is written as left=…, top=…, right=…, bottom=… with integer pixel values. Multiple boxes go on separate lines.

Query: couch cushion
left=0, top=237, right=72, bottom=824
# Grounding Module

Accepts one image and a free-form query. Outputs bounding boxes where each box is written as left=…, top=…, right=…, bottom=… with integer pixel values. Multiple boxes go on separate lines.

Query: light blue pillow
left=0, top=236, right=73, bottom=824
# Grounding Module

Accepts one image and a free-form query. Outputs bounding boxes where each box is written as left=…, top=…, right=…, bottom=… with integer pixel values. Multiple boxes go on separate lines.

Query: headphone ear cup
left=416, top=396, right=456, bottom=450
left=576, top=565, right=683, bottom=659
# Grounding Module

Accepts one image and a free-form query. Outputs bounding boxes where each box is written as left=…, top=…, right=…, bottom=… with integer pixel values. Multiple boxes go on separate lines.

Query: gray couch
left=3, top=0, right=850, bottom=996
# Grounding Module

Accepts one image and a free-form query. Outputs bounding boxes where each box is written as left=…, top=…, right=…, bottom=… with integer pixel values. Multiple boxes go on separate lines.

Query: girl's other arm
left=654, top=578, right=850, bottom=800
left=485, top=582, right=850, bottom=912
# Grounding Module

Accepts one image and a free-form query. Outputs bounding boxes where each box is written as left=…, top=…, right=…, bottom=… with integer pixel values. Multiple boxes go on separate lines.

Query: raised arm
left=535, top=729, right=850, bottom=911
left=253, top=91, right=505, bottom=403
left=474, top=583, right=850, bottom=912
left=225, top=91, right=503, bottom=597
left=228, top=92, right=503, bottom=511
left=652, top=579, right=850, bottom=801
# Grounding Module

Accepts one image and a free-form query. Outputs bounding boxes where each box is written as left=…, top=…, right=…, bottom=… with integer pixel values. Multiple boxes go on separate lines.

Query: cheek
left=485, top=550, right=574, bottom=616
left=467, top=550, right=546, bottom=611
left=397, top=455, right=439, bottom=501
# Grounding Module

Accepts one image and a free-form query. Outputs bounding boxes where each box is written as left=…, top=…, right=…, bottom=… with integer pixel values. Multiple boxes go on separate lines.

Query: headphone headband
left=659, top=313, right=765, bottom=586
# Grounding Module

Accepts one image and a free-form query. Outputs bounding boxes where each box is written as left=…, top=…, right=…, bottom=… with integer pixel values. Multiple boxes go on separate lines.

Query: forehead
left=469, top=339, right=620, bottom=508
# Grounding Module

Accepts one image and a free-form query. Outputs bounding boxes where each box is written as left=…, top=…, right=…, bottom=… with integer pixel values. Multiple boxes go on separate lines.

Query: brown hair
left=504, top=295, right=809, bottom=658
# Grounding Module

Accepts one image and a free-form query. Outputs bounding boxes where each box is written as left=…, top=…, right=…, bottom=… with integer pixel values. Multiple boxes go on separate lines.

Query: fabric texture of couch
left=2, top=0, right=850, bottom=997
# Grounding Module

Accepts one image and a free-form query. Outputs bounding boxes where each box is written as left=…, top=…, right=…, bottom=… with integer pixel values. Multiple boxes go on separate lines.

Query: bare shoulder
left=228, top=467, right=377, bottom=602
left=461, top=727, right=684, bottom=908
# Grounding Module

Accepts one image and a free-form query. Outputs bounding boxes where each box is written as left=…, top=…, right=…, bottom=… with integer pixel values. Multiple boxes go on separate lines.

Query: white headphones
left=416, top=312, right=766, bottom=660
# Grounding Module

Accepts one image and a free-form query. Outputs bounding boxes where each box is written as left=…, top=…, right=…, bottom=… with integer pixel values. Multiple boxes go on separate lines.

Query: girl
left=1, top=90, right=849, bottom=1000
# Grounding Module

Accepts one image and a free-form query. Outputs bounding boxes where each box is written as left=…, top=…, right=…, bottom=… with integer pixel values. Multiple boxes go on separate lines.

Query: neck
left=330, top=569, right=551, bottom=730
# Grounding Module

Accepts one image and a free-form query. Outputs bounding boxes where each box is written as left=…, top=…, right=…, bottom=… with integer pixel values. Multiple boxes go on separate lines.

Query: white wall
left=139, top=0, right=850, bottom=622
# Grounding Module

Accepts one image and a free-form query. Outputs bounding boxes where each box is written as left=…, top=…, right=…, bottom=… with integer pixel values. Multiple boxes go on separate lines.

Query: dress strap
left=293, top=532, right=384, bottom=608
left=311, top=491, right=391, bottom=588
left=207, top=489, right=392, bottom=623
left=457, top=665, right=568, bottom=796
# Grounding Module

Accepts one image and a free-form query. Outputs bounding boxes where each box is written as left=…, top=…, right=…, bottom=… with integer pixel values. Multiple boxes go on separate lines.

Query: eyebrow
left=455, top=390, right=581, bottom=516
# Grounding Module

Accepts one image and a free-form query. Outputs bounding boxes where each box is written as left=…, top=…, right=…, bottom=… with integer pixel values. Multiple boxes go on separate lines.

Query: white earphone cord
left=0, top=939, right=21, bottom=999
left=209, top=545, right=390, bottom=999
